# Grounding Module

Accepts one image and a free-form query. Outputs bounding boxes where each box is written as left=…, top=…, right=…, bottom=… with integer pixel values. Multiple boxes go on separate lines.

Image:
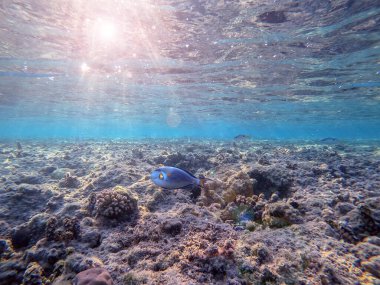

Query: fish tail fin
left=198, top=174, right=206, bottom=188
left=200, top=178, right=206, bottom=188
left=198, top=175, right=215, bottom=188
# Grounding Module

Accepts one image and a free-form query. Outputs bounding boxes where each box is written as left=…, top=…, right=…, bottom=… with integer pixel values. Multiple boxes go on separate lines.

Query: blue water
left=0, top=1, right=379, bottom=140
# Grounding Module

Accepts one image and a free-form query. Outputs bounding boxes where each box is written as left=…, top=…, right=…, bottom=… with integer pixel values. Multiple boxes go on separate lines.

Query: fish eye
left=159, top=173, right=164, bottom=180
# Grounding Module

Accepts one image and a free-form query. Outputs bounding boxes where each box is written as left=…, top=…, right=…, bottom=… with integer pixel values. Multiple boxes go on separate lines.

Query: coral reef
left=0, top=140, right=379, bottom=284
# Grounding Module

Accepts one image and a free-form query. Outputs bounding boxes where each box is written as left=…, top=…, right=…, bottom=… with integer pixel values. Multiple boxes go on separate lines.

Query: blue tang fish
left=150, top=166, right=205, bottom=190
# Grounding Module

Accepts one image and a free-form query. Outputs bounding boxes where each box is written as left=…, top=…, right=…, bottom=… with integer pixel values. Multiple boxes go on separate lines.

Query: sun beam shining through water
left=96, top=19, right=117, bottom=42
left=0, top=0, right=379, bottom=138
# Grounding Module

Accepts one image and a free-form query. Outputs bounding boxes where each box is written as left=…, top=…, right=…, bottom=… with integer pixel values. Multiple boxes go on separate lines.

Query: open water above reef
left=0, top=0, right=380, bottom=139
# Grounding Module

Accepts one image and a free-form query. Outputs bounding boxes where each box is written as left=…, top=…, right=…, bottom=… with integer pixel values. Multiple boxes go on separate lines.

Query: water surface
left=0, top=0, right=379, bottom=139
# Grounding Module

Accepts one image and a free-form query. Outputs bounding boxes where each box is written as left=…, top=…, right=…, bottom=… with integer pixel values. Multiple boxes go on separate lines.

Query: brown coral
left=45, top=216, right=80, bottom=242
left=90, top=186, right=138, bottom=219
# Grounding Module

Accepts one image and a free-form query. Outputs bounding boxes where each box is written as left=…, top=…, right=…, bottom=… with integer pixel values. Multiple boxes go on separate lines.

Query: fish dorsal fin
left=178, top=167, right=197, bottom=179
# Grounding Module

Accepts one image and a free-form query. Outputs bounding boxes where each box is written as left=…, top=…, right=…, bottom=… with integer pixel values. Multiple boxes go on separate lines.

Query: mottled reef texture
left=0, top=139, right=379, bottom=285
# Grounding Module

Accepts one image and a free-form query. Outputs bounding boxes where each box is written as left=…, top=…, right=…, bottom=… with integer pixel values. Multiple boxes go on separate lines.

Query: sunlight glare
left=81, top=62, right=90, bottom=73
left=98, top=20, right=117, bottom=42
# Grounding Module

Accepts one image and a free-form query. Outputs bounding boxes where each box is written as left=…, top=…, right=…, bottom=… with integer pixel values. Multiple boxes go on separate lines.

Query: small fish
left=320, top=137, right=338, bottom=143
left=234, top=134, right=252, bottom=140
left=150, top=166, right=205, bottom=190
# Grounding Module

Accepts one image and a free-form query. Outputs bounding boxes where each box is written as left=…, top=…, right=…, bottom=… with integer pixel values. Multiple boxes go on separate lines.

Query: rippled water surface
left=0, top=0, right=379, bottom=139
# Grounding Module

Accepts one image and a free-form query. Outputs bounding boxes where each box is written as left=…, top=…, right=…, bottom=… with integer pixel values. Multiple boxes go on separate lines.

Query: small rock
left=204, top=245, right=219, bottom=257
left=261, top=268, right=277, bottom=283
left=336, top=202, right=354, bottom=215
left=11, top=226, right=31, bottom=249
left=251, top=243, right=271, bottom=264
left=73, top=268, right=113, bottom=285
left=81, top=229, right=101, bottom=248
left=15, top=175, right=42, bottom=185
left=161, top=219, right=182, bottom=236
left=0, top=239, right=13, bottom=259
left=0, top=269, right=19, bottom=285
left=65, top=254, right=103, bottom=274
left=122, top=272, right=145, bottom=285
left=258, top=10, right=287, bottom=24
left=262, top=201, right=302, bottom=228
left=11, top=213, right=49, bottom=249
left=245, top=221, right=258, bottom=231
left=132, top=149, right=143, bottom=159
left=59, top=173, right=81, bottom=188
left=51, top=168, right=71, bottom=179
left=289, top=200, right=299, bottom=209
left=362, top=256, right=380, bottom=278
left=249, top=168, right=291, bottom=199
left=366, top=236, right=380, bottom=247
left=40, top=166, right=57, bottom=175
left=22, top=262, right=44, bottom=285
left=270, top=193, right=279, bottom=202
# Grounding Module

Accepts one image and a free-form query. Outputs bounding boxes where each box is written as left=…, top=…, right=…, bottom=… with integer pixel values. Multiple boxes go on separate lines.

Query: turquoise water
left=0, top=1, right=379, bottom=139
